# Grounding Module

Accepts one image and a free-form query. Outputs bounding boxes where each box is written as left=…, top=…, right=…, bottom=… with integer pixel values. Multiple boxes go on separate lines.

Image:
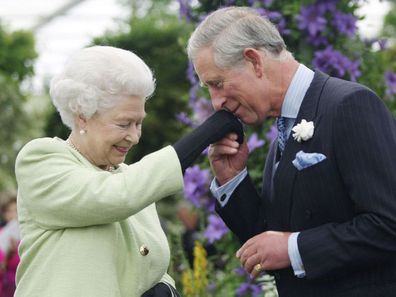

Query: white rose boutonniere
left=292, top=119, right=314, bottom=142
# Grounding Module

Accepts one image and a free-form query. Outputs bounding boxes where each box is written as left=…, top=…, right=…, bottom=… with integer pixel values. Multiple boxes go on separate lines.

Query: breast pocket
left=291, top=158, right=349, bottom=228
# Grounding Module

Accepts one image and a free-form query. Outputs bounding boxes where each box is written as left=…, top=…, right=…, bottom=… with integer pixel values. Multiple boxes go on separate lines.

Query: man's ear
left=243, top=48, right=264, bottom=78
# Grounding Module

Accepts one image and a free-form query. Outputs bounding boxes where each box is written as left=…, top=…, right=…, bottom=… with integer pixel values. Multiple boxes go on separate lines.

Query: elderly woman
left=14, top=46, right=243, bottom=297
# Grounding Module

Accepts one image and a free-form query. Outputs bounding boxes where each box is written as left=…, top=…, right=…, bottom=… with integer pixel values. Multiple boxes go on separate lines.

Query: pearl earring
left=79, top=129, right=86, bottom=135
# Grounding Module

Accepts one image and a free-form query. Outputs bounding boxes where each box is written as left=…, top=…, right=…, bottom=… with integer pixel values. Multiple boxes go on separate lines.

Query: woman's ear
left=77, top=114, right=87, bottom=130
left=243, top=48, right=264, bottom=78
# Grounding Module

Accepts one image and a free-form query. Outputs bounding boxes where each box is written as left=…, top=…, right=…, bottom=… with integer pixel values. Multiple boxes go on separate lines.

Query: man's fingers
left=244, top=253, right=262, bottom=274
left=209, top=143, right=239, bottom=157
left=250, top=263, right=262, bottom=279
left=237, top=240, right=257, bottom=266
left=236, top=235, right=258, bottom=258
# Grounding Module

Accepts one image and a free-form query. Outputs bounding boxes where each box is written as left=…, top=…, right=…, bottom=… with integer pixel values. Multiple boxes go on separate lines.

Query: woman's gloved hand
left=173, top=109, right=244, bottom=172
left=141, top=282, right=181, bottom=297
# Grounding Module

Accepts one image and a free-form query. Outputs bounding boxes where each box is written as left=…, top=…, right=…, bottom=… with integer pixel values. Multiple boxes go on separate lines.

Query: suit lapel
left=262, top=139, right=277, bottom=202
left=271, top=70, right=330, bottom=229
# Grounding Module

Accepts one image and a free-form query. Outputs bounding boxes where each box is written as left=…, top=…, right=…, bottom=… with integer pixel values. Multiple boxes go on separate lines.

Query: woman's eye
left=118, top=123, right=130, bottom=128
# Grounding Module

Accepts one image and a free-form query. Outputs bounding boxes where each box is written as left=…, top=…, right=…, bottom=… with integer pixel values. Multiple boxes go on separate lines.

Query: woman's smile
left=113, top=145, right=129, bottom=154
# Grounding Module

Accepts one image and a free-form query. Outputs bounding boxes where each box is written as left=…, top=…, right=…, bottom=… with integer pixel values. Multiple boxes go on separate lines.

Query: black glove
left=173, top=109, right=244, bottom=172
left=141, top=282, right=181, bottom=297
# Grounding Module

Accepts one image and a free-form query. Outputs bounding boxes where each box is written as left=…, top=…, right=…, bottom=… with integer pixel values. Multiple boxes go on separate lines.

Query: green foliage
left=0, top=25, right=36, bottom=82
left=0, top=24, right=37, bottom=191
left=379, top=1, right=396, bottom=114
left=382, top=2, right=396, bottom=39
left=44, top=106, right=70, bottom=139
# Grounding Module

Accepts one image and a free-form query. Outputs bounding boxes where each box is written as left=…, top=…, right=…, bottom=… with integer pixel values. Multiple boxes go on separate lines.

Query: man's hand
left=236, top=231, right=292, bottom=278
left=208, top=133, right=249, bottom=185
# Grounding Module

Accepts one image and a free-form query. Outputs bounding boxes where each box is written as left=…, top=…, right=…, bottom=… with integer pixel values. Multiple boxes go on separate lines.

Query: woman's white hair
left=50, top=45, right=155, bottom=130
left=187, top=6, right=291, bottom=68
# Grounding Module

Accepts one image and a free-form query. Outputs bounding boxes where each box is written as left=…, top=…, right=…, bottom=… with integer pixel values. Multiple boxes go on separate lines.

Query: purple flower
left=297, top=5, right=327, bottom=37
left=363, top=38, right=388, bottom=51
left=346, top=59, right=361, bottom=82
left=234, top=266, right=247, bottom=276
left=332, top=11, right=357, bottom=37
left=377, top=38, right=388, bottom=50
left=187, top=61, right=198, bottom=85
left=247, top=133, right=265, bottom=153
left=178, top=0, right=192, bottom=21
left=236, top=282, right=263, bottom=297
left=189, top=83, right=200, bottom=103
left=260, top=0, right=274, bottom=6
left=257, top=9, right=290, bottom=36
left=266, top=124, right=278, bottom=142
left=313, top=47, right=361, bottom=81
left=317, top=0, right=337, bottom=13
left=234, top=265, right=264, bottom=296
left=204, top=214, right=229, bottom=243
left=176, top=112, right=194, bottom=127
left=306, top=34, right=329, bottom=47
left=184, top=165, right=213, bottom=209
left=385, top=71, right=396, bottom=97
left=190, top=97, right=214, bottom=125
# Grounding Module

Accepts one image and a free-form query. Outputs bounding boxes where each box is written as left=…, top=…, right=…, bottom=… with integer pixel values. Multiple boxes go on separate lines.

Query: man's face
left=194, top=47, right=277, bottom=125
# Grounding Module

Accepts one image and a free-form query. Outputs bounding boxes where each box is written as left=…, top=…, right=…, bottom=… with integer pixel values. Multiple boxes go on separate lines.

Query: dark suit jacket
left=217, top=71, right=396, bottom=297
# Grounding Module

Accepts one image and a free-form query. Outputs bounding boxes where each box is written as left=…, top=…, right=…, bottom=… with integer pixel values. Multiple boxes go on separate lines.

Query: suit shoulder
left=16, top=137, right=68, bottom=166
left=320, top=77, right=381, bottom=111
left=327, top=77, right=377, bottom=98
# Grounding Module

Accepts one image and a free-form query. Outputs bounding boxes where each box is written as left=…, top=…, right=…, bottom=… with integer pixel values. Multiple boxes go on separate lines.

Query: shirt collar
left=281, top=64, right=314, bottom=119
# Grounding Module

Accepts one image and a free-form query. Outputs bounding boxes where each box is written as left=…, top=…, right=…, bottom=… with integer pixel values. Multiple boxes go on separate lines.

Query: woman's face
left=79, top=95, right=146, bottom=169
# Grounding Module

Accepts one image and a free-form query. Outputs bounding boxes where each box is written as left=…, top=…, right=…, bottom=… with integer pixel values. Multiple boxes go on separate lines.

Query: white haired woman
left=14, top=46, right=243, bottom=297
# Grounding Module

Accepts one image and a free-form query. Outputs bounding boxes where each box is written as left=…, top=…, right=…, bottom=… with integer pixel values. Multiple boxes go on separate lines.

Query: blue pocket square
left=292, top=150, right=326, bottom=171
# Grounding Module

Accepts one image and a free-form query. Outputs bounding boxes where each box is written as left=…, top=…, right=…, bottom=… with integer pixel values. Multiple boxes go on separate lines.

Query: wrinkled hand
left=208, top=133, right=249, bottom=185
left=236, top=231, right=291, bottom=278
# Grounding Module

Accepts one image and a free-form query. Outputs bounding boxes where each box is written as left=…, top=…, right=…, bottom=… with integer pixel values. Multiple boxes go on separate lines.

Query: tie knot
left=277, top=116, right=286, bottom=133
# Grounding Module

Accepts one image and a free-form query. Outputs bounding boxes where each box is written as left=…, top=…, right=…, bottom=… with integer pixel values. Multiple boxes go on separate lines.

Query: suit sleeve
left=15, top=139, right=184, bottom=229
left=215, top=174, right=266, bottom=244
left=298, top=89, right=396, bottom=279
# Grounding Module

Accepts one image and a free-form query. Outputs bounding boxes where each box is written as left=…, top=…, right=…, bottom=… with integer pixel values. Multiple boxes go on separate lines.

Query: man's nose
left=211, top=95, right=227, bottom=111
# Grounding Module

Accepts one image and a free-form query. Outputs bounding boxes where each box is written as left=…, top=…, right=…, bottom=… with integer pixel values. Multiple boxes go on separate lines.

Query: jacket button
left=139, top=245, right=149, bottom=256
left=220, top=194, right=227, bottom=202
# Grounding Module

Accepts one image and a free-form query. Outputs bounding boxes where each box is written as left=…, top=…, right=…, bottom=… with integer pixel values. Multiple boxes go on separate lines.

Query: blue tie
left=277, top=116, right=287, bottom=153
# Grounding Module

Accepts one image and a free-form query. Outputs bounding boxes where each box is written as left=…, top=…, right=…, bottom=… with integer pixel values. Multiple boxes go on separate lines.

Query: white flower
left=292, top=119, right=314, bottom=142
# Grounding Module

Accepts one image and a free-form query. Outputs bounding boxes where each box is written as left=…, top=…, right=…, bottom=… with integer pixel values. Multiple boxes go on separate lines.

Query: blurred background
left=0, top=0, right=391, bottom=93
left=1, top=0, right=396, bottom=296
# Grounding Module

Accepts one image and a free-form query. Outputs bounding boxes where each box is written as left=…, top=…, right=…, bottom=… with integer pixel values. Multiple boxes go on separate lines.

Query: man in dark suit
left=187, top=6, right=396, bottom=297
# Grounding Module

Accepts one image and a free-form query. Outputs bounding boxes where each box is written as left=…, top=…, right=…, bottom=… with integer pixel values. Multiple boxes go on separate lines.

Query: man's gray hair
left=187, top=6, right=289, bottom=68
left=50, top=46, right=155, bottom=130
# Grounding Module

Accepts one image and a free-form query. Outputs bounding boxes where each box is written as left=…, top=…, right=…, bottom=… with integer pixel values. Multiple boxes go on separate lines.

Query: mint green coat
left=14, top=138, right=184, bottom=297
